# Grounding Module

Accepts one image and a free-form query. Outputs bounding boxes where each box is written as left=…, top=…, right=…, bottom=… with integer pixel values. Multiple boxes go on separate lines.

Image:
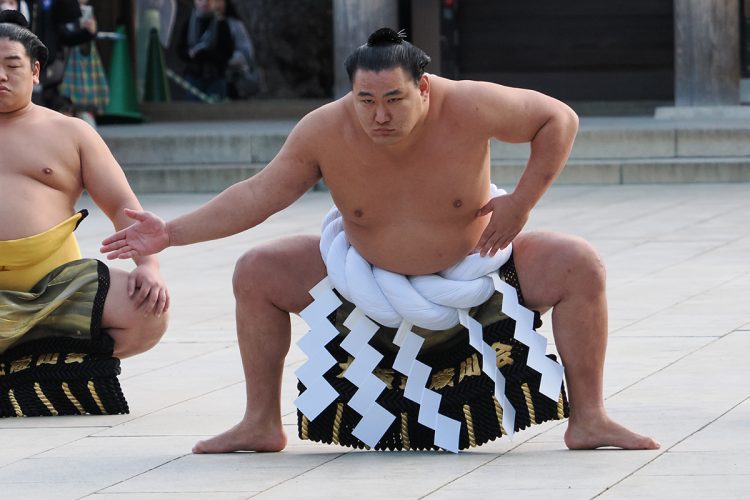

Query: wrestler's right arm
left=101, top=116, right=323, bottom=259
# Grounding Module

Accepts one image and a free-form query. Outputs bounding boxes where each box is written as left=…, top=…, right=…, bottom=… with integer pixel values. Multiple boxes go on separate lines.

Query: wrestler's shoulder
left=437, top=77, right=508, bottom=109
left=297, top=98, right=349, bottom=130
left=33, top=106, right=94, bottom=136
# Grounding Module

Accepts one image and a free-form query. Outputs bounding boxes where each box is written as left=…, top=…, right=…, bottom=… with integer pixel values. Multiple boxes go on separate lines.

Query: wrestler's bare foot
left=193, top=419, right=288, bottom=454
left=564, top=413, right=660, bottom=450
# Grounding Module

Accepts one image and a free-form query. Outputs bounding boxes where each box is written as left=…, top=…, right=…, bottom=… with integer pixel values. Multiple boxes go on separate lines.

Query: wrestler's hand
left=128, top=262, right=170, bottom=316
left=101, top=209, right=170, bottom=260
left=474, top=194, right=530, bottom=257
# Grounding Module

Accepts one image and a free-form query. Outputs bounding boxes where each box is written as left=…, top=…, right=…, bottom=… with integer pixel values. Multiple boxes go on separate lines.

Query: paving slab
left=1, top=184, right=749, bottom=499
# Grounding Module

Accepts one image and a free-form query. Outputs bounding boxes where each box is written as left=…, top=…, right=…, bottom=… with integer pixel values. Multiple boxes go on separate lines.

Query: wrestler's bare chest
left=318, top=129, right=493, bottom=274
left=321, top=128, right=490, bottom=220
left=0, top=124, right=82, bottom=238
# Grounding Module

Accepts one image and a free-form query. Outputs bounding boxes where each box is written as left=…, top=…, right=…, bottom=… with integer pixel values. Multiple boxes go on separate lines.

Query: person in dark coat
left=28, top=0, right=97, bottom=110
left=175, top=0, right=233, bottom=101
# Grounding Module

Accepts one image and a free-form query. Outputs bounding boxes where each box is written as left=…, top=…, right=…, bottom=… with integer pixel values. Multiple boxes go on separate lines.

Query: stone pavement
left=1, top=183, right=749, bottom=499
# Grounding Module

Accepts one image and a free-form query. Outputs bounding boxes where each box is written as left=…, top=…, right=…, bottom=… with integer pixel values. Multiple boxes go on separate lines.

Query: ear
left=419, top=73, right=429, bottom=100
left=32, top=60, right=40, bottom=85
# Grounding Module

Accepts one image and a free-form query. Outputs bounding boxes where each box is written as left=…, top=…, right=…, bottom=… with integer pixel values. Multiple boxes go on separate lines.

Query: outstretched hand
left=474, top=194, right=530, bottom=257
left=101, top=209, right=170, bottom=260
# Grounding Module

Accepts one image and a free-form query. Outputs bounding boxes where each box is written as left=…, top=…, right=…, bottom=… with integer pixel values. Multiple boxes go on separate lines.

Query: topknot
left=0, top=9, right=29, bottom=29
left=367, top=27, right=406, bottom=47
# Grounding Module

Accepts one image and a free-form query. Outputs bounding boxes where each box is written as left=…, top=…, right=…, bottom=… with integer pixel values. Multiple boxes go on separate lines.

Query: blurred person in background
left=211, top=0, right=260, bottom=99
left=28, top=0, right=97, bottom=111
left=0, top=0, right=31, bottom=19
left=175, top=0, right=233, bottom=101
left=58, top=0, right=108, bottom=127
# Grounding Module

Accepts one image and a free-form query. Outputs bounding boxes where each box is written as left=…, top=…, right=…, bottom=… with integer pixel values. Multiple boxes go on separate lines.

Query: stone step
left=120, top=157, right=750, bottom=193
left=98, top=117, right=750, bottom=192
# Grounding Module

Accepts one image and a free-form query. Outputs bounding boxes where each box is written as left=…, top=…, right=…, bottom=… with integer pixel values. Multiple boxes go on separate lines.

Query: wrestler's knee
left=111, top=310, right=168, bottom=358
left=137, top=309, right=169, bottom=350
left=233, top=247, right=274, bottom=299
left=563, top=237, right=606, bottom=293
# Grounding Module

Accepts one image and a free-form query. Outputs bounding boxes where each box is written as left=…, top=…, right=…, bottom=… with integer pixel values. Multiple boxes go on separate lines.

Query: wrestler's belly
left=0, top=208, right=85, bottom=292
left=0, top=188, right=76, bottom=240
left=345, top=218, right=488, bottom=275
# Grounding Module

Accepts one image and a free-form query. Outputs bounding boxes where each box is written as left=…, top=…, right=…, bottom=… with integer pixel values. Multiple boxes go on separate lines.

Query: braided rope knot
left=319, top=186, right=512, bottom=330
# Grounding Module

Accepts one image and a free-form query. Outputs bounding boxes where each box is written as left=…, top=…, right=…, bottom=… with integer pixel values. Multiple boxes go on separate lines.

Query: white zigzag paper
left=340, top=308, right=396, bottom=447
left=490, top=274, right=565, bottom=401
left=294, top=278, right=342, bottom=420
left=458, top=309, right=516, bottom=437
left=392, top=321, right=461, bottom=453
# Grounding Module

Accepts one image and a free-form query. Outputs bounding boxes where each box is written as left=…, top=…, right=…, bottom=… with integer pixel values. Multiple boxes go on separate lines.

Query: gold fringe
left=62, top=382, right=86, bottom=414
left=400, top=412, right=410, bottom=450
left=521, top=383, right=536, bottom=424
left=65, top=353, right=86, bottom=364
left=459, top=354, right=481, bottom=382
left=429, top=368, right=455, bottom=390
left=34, top=383, right=58, bottom=416
left=557, top=391, right=566, bottom=420
left=332, top=402, right=344, bottom=445
left=87, top=380, right=107, bottom=414
left=463, top=404, right=476, bottom=447
left=492, top=342, right=514, bottom=367
left=36, top=353, right=59, bottom=366
left=8, top=389, right=23, bottom=417
left=493, top=397, right=506, bottom=435
left=300, top=415, right=310, bottom=440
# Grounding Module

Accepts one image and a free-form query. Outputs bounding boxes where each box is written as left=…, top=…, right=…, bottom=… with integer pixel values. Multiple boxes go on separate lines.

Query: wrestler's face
left=0, top=39, right=39, bottom=113
left=352, top=67, right=429, bottom=146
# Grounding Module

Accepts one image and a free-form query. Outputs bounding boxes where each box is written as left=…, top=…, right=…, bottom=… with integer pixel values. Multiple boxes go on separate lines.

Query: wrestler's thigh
left=234, top=234, right=326, bottom=314
left=101, top=267, right=150, bottom=330
left=512, top=231, right=604, bottom=311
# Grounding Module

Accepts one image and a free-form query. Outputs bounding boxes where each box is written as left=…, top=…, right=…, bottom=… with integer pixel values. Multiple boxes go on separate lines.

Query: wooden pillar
left=333, top=0, right=399, bottom=98
left=411, top=0, right=441, bottom=75
left=674, top=0, right=741, bottom=105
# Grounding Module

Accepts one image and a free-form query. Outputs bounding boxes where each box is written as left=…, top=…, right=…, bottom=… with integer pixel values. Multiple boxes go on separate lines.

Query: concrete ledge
left=655, top=105, right=750, bottom=120
left=123, top=164, right=265, bottom=193
left=491, top=157, right=750, bottom=187
left=676, top=129, right=750, bottom=157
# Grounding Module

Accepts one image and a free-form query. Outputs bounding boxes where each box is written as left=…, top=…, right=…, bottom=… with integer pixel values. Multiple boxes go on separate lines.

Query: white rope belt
left=319, top=185, right=511, bottom=330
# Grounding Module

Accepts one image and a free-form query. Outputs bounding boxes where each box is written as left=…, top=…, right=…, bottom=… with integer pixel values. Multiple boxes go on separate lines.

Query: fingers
left=155, top=289, right=169, bottom=316
left=477, top=230, right=514, bottom=257
left=135, top=282, right=151, bottom=310
left=104, top=249, right=139, bottom=260
left=123, top=208, right=150, bottom=222
left=475, top=201, right=494, bottom=217
left=127, top=272, right=136, bottom=297
left=131, top=280, right=169, bottom=316
left=101, top=230, right=128, bottom=247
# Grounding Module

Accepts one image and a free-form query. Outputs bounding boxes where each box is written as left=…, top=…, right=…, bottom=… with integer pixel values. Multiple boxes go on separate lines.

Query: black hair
left=0, top=9, right=48, bottom=68
left=344, top=27, right=431, bottom=85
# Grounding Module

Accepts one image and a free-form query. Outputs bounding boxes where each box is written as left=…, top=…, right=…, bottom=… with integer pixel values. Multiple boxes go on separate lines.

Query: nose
left=374, top=104, right=390, bottom=124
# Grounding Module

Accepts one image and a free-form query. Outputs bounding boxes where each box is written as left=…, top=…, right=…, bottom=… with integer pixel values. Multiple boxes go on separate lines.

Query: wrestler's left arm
left=464, top=82, right=578, bottom=256
left=76, top=120, right=169, bottom=315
